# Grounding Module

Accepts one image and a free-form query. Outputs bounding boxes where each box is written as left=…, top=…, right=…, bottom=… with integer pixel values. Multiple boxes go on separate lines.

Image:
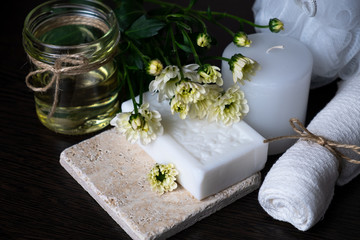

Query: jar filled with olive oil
left=23, top=0, right=120, bottom=135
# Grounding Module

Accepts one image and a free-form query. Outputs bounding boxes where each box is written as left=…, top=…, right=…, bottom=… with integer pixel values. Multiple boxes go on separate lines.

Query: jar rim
left=23, top=0, right=120, bottom=59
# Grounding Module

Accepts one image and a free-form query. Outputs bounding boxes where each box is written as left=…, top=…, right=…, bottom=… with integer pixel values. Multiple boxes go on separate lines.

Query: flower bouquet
left=109, top=0, right=283, bottom=145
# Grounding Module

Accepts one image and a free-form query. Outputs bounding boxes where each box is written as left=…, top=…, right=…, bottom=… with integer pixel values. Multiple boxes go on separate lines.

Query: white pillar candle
left=221, top=33, right=313, bottom=155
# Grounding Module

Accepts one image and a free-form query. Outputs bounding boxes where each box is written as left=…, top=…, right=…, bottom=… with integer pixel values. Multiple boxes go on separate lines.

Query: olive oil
left=23, top=0, right=121, bottom=134
left=34, top=65, right=119, bottom=135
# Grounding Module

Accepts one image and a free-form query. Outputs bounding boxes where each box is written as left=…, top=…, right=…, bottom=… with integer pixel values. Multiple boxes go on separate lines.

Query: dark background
left=1, top=1, right=359, bottom=239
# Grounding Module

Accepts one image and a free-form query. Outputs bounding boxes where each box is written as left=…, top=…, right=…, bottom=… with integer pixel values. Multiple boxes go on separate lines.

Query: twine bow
left=264, top=118, right=360, bottom=167
left=25, top=54, right=92, bottom=118
left=24, top=14, right=118, bottom=119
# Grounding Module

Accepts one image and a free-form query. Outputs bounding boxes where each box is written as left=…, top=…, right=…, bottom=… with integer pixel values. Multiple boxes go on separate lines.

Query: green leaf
left=113, top=0, right=145, bottom=32
left=181, top=29, right=192, bottom=48
left=175, top=41, right=192, bottom=53
left=125, top=15, right=165, bottom=39
left=127, top=52, right=144, bottom=70
left=134, top=55, right=144, bottom=69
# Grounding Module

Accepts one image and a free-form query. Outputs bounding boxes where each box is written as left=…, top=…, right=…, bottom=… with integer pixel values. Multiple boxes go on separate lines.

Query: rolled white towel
left=258, top=75, right=360, bottom=231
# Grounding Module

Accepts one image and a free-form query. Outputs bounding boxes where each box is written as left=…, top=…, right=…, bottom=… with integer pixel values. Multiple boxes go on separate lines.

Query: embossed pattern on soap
left=144, top=93, right=253, bottom=164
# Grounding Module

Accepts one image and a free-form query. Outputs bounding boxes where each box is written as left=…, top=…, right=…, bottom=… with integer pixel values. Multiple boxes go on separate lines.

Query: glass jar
left=23, top=0, right=120, bottom=135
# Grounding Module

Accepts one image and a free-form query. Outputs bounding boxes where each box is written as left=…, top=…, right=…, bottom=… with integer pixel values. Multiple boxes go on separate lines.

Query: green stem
left=152, top=30, right=172, bottom=66
left=169, top=25, right=184, bottom=78
left=188, top=12, right=208, bottom=33
left=146, top=0, right=267, bottom=29
left=212, top=20, right=235, bottom=37
left=156, top=45, right=171, bottom=66
left=197, top=10, right=269, bottom=29
left=181, top=29, right=200, bottom=65
left=123, top=63, right=138, bottom=114
left=139, top=74, right=144, bottom=105
left=201, top=55, right=232, bottom=63
left=130, top=41, right=151, bottom=64
left=213, top=56, right=231, bottom=62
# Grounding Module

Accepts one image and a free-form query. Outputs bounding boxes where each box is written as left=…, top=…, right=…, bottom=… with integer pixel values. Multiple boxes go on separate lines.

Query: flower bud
left=196, top=33, right=211, bottom=48
left=146, top=59, right=163, bottom=76
left=269, top=18, right=284, bottom=33
left=233, top=32, right=251, bottom=47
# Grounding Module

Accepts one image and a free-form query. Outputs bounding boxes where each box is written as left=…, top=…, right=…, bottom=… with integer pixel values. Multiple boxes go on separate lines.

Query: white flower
left=182, top=64, right=201, bottom=82
left=198, top=64, right=223, bottom=86
left=174, top=80, right=206, bottom=104
left=148, top=163, right=179, bottom=195
left=189, top=84, right=222, bottom=119
left=208, top=84, right=249, bottom=126
left=110, top=103, right=163, bottom=145
left=149, top=65, right=181, bottom=101
left=229, top=53, right=259, bottom=85
left=170, top=96, right=190, bottom=119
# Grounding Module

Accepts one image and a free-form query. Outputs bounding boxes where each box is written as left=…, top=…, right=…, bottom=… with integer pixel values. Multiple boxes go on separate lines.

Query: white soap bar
left=121, top=92, right=268, bottom=200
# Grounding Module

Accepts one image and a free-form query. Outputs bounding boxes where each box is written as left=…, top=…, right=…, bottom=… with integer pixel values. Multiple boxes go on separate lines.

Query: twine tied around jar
left=24, top=13, right=117, bottom=119
left=25, top=53, right=114, bottom=118
left=264, top=118, right=360, bottom=171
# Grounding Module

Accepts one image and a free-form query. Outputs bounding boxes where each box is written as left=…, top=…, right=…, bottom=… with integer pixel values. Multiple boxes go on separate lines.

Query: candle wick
left=266, top=45, right=284, bottom=54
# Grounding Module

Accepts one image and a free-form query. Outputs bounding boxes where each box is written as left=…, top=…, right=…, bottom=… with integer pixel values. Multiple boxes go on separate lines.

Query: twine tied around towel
left=264, top=118, right=360, bottom=167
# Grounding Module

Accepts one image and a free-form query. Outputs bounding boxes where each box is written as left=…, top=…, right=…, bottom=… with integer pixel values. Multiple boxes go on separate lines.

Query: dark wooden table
left=1, top=1, right=360, bottom=239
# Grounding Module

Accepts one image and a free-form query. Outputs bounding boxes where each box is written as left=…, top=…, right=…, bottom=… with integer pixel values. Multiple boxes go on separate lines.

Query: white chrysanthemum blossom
left=110, top=112, right=134, bottom=140
left=170, top=96, right=190, bottom=119
left=149, top=65, right=181, bottom=101
left=189, top=84, right=222, bottom=119
left=174, top=80, right=206, bottom=104
left=110, top=103, right=163, bottom=145
left=198, top=64, right=224, bottom=86
left=138, top=103, right=164, bottom=141
left=208, top=84, right=249, bottom=126
left=182, top=64, right=201, bottom=82
left=148, top=163, right=179, bottom=195
left=229, top=53, right=259, bottom=85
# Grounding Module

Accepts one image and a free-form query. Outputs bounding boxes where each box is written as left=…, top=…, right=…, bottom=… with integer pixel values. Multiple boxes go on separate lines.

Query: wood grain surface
left=1, top=1, right=359, bottom=239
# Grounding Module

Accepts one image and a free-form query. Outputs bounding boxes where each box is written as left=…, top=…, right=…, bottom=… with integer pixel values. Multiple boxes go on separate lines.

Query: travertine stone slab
left=60, top=128, right=261, bottom=240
